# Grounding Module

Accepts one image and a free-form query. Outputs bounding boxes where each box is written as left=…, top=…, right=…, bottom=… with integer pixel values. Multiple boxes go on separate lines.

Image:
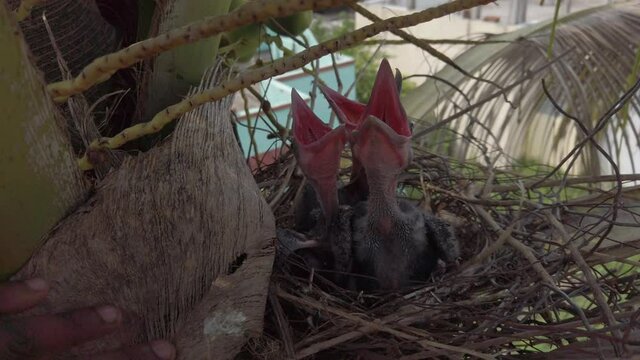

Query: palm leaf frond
left=405, top=2, right=640, bottom=176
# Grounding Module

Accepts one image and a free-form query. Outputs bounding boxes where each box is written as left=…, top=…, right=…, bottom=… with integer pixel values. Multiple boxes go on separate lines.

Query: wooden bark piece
left=175, top=247, right=274, bottom=359
left=12, top=70, right=275, bottom=359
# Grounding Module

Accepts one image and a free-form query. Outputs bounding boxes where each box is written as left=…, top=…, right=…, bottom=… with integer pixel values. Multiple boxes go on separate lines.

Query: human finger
left=0, top=279, right=49, bottom=314
left=0, top=305, right=122, bottom=357
left=89, top=340, right=176, bottom=360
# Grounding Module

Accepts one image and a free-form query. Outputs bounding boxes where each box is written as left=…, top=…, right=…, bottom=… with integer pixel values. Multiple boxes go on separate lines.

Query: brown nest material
left=246, top=148, right=640, bottom=359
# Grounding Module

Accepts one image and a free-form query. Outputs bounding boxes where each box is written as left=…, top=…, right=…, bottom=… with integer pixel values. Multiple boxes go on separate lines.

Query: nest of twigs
left=243, top=147, right=639, bottom=359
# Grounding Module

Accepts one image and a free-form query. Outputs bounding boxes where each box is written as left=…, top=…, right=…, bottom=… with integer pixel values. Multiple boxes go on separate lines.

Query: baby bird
left=321, top=60, right=459, bottom=290
left=283, top=59, right=459, bottom=291
left=281, top=90, right=353, bottom=281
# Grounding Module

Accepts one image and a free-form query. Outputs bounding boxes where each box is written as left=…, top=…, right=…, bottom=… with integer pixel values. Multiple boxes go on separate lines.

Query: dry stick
left=268, top=287, right=296, bottom=359
left=459, top=222, right=516, bottom=272
left=590, top=252, right=640, bottom=268
left=422, top=182, right=530, bottom=207
left=246, top=86, right=287, bottom=134
left=481, top=155, right=500, bottom=198
left=537, top=79, right=632, bottom=257
left=239, top=89, right=260, bottom=161
left=474, top=191, right=612, bottom=354
left=71, top=0, right=495, bottom=170
left=565, top=184, right=640, bottom=207
left=327, top=52, right=343, bottom=127
left=297, top=305, right=423, bottom=357
left=297, top=288, right=517, bottom=357
left=540, top=282, right=599, bottom=341
left=361, top=38, right=511, bottom=46
left=268, top=161, right=296, bottom=210
left=471, top=202, right=557, bottom=285
left=463, top=172, right=595, bottom=350
left=46, top=0, right=354, bottom=102
left=294, top=304, right=422, bottom=354
left=296, top=331, right=364, bottom=359
left=351, top=2, right=509, bottom=104
left=546, top=213, right=624, bottom=356
left=490, top=174, right=640, bottom=193
left=411, top=48, right=573, bottom=140
left=276, top=288, right=495, bottom=360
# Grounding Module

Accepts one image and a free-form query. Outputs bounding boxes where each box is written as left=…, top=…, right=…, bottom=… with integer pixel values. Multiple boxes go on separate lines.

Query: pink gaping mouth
left=291, top=89, right=346, bottom=221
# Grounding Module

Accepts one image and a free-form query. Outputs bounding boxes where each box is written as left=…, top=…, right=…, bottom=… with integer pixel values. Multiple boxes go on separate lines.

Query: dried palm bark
left=13, top=70, right=276, bottom=359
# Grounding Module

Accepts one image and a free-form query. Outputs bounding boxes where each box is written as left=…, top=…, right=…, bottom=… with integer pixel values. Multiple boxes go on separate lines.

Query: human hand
left=0, top=278, right=176, bottom=359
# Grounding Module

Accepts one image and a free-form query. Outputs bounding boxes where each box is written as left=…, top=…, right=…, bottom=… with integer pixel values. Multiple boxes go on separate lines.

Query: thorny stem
left=77, top=0, right=496, bottom=170
left=47, top=0, right=355, bottom=102
left=361, top=38, right=511, bottom=46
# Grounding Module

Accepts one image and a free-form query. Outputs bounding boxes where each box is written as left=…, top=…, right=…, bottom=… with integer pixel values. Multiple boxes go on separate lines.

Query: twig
left=276, top=288, right=495, bottom=359
left=546, top=213, right=623, bottom=356
left=471, top=202, right=556, bottom=286
left=268, top=161, right=296, bottom=210
left=268, top=287, right=296, bottom=358
left=75, top=0, right=497, bottom=170
left=47, top=0, right=354, bottom=101
left=350, top=2, right=510, bottom=107
left=537, top=78, right=639, bottom=255
left=412, top=48, right=573, bottom=140
left=490, top=174, right=640, bottom=193
left=460, top=222, right=516, bottom=272
left=361, top=38, right=511, bottom=46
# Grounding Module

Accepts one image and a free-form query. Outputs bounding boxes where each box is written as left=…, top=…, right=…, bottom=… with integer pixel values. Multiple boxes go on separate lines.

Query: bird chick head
left=320, top=59, right=412, bottom=177
left=291, top=89, right=347, bottom=221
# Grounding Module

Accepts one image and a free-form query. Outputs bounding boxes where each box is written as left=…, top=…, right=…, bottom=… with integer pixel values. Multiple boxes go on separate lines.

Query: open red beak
left=353, top=59, right=412, bottom=176
left=352, top=115, right=412, bottom=176
left=319, top=85, right=366, bottom=132
left=318, top=85, right=367, bottom=201
left=291, top=89, right=347, bottom=222
left=363, top=59, right=411, bottom=137
left=320, top=60, right=412, bottom=196
left=319, top=59, right=410, bottom=138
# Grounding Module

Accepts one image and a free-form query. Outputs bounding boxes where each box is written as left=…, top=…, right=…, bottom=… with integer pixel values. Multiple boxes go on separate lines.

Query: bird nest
left=243, top=148, right=639, bottom=359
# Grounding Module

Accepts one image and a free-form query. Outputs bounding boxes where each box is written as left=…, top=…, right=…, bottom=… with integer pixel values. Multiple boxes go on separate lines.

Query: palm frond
left=405, top=2, right=640, bottom=176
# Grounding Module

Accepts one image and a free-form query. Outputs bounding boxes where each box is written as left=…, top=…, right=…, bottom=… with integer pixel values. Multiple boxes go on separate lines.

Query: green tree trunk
left=0, top=2, right=88, bottom=279
left=144, top=0, right=233, bottom=118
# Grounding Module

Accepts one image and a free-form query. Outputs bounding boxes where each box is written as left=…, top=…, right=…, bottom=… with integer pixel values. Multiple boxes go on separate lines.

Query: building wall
left=355, top=4, right=518, bottom=86
left=356, top=1, right=610, bottom=85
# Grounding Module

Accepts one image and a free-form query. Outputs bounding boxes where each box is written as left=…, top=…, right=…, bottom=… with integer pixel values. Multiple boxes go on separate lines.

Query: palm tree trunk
left=0, top=1, right=88, bottom=279
left=12, top=70, right=275, bottom=359
left=2, top=2, right=275, bottom=358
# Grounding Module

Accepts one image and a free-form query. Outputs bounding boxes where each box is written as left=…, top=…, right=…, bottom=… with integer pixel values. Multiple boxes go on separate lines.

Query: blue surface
left=235, top=29, right=356, bottom=158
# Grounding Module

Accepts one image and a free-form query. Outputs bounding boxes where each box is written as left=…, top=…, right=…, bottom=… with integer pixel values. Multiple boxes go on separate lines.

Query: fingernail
left=151, top=340, right=176, bottom=360
left=25, top=278, right=48, bottom=292
left=96, top=305, right=121, bottom=324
